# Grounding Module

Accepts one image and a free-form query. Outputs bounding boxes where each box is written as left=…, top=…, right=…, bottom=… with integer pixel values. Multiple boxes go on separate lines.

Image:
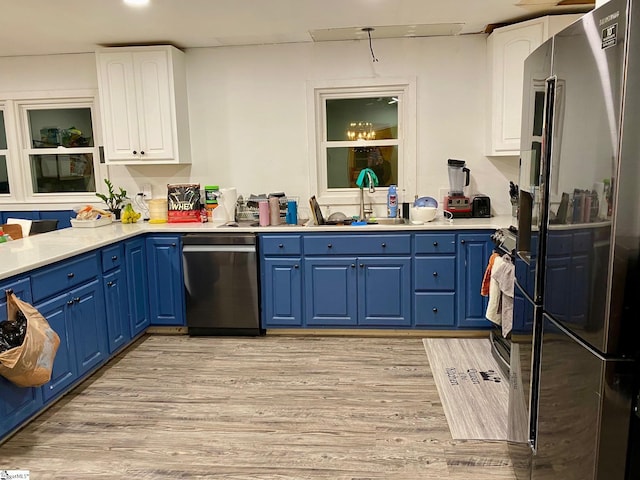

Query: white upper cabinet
left=486, top=14, right=582, bottom=157
left=96, top=45, right=191, bottom=164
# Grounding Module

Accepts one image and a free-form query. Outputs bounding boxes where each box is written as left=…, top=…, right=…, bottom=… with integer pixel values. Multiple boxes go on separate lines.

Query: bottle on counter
left=387, top=184, right=398, bottom=218
left=204, top=185, right=219, bottom=220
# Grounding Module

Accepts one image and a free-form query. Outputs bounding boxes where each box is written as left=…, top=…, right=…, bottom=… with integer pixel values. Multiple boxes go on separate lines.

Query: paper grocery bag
left=0, top=292, right=60, bottom=387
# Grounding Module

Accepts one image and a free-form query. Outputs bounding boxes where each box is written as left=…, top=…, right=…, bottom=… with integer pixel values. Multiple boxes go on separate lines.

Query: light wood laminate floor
left=1, top=335, right=528, bottom=479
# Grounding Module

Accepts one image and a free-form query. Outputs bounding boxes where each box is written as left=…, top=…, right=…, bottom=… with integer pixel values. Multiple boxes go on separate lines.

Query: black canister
left=401, top=202, right=411, bottom=219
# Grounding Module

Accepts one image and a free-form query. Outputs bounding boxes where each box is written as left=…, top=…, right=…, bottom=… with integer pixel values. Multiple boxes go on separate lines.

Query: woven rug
left=423, top=338, right=509, bottom=441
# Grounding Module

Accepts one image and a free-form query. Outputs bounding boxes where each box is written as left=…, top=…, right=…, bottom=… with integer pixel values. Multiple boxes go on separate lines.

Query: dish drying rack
left=235, top=195, right=288, bottom=222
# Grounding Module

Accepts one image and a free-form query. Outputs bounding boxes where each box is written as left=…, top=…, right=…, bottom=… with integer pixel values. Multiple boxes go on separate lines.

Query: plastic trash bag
left=0, top=291, right=60, bottom=387
left=0, top=308, right=27, bottom=353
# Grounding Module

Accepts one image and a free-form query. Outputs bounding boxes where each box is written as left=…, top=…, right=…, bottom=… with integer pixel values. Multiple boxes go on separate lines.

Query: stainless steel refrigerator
left=514, top=0, right=640, bottom=478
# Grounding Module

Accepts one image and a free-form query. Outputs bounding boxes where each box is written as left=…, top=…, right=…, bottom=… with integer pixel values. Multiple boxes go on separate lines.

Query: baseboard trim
left=146, top=326, right=188, bottom=335
left=266, top=329, right=490, bottom=338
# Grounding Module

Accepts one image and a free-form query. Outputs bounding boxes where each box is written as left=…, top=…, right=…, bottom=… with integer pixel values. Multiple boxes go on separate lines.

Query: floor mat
left=423, top=338, right=509, bottom=441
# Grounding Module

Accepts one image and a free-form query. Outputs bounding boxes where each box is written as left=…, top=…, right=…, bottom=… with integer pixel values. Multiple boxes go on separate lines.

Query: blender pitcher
left=447, top=159, right=470, bottom=195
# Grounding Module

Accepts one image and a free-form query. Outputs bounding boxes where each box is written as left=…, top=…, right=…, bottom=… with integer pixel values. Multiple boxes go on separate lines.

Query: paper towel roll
left=219, top=187, right=237, bottom=223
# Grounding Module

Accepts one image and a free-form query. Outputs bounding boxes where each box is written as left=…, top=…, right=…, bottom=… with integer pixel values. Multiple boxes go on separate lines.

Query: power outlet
left=141, top=184, right=152, bottom=200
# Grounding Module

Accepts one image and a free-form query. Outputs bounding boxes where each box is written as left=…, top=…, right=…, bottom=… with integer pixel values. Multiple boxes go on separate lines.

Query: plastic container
left=204, top=185, right=219, bottom=205
left=148, top=198, right=168, bottom=224
left=258, top=200, right=270, bottom=226
left=286, top=197, right=298, bottom=225
left=387, top=184, right=398, bottom=218
left=269, top=196, right=281, bottom=225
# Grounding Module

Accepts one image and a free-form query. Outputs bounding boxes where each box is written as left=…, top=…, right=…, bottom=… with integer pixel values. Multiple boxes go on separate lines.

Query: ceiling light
left=123, top=0, right=150, bottom=7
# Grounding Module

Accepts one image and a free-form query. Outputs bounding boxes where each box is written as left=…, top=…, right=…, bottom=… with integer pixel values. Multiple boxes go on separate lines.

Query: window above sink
left=308, top=78, right=417, bottom=208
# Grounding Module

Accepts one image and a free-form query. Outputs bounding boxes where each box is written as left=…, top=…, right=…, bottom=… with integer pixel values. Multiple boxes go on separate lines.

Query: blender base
left=444, top=195, right=472, bottom=218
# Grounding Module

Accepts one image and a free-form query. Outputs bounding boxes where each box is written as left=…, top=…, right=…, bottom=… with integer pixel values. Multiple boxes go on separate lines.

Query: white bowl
left=410, top=206, right=437, bottom=223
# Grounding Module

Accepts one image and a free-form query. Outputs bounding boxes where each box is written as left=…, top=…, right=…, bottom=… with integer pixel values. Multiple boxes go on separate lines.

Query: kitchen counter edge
left=0, top=215, right=513, bottom=281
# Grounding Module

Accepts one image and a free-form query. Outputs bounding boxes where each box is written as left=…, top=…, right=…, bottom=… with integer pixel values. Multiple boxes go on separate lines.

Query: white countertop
left=0, top=214, right=514, bottom=281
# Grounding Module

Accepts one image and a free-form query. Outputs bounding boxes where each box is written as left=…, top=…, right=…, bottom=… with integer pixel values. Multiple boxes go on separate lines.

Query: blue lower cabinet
left=68, top=279, right=108, bottom=376
left=357, top=257, right=411, bottom=327
left=0, top=376, right=43, bottom=438
left=36, top=278, right=107, bottom=403
left=305, top=257, right=358, bottom=326
left=263, top=258, right=303, bottom=327
left=0, top=277, right=32, bottom=321
left=414, top=292, right=456, bottom=327
left=103, top=268, right=130, bottom=353
left=456, top=233, right=493, bottom=328
left=146, top=236, right=185, bottom=326
left=37, top=293, right=77, bottom=403
left=0, top=279, right=42, bottom=439
left=303, top=256, right=410, bottom=327
left=125, top=238, right=150, bottom=335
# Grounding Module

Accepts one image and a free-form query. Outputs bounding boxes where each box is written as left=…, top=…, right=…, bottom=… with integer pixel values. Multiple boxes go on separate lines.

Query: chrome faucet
left=359, top=170, right=376, bottom=221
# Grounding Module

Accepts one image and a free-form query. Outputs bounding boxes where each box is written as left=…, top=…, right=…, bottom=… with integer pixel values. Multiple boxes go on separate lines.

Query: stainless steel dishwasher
left=182, top=233, right=263, bottom=335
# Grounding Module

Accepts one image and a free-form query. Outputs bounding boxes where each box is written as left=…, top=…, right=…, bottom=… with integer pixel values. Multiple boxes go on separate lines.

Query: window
left=310, top=79, right=416, bottom=206
left=0, top=95, right=105, bottom=205
left=24, top=105, right=96, bottom=194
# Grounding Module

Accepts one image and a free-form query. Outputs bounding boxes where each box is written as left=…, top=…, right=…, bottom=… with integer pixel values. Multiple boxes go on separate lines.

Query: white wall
left=0, top=37, right=519, bottom=215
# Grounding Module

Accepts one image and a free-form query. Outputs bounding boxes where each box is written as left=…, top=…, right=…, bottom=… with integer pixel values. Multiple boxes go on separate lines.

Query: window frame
left=308, top=78, right=416, bottom=207
left=0, top=91, right=106, bottom=206
left=0, top=104, right=9, bottom=196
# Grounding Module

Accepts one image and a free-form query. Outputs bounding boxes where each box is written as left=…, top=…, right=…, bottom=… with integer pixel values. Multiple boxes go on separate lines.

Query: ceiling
left=0, top=0, right=594, bottom=58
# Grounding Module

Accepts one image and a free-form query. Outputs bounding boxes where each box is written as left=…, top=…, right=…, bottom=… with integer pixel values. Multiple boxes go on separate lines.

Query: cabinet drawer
left=261, top=235, right=302, bottom=256
left=32, top=253, right=99, bottom=302
left=415, top=234, right=456, bottom=254
left=572, top=231, right=592, bottom=253
left=415, top=292, right=456, bottom=326
left=304, top=235, right=410, bottom=255
left=414, top=256, right=456, bottom=290
left=101, top=244, right=123, bottom=273
left=547, top=232, right=572, bottom=256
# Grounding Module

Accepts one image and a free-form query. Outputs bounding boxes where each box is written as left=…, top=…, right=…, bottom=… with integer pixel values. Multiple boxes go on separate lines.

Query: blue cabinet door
left=263, top=258, right=302, bottom=327
left=103, top=268, right=130, bottom=353
left=305, top=257, right=358, bottom=326
left=0, top=279, right=42, bottom=439
left=125, top=238, right=150, bottom=335
left=68, top=278, right=107, bottom=376
left=357, top=257, right=411, bottom=326
left=569, top=254, right=589, bottom=326
left=544, top=255, right=570, bottom=323
left=146, top=236, right=185, bottom=326
left=456, top=233, right=493, bottom=328
left=37, top=294, right=77, bottom=403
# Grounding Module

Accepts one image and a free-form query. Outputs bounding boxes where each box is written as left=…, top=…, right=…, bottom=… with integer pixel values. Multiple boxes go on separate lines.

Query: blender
left=444, top=159, right=472, bottom=218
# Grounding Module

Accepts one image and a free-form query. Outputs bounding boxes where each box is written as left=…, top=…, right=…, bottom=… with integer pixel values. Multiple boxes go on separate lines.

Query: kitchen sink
left=306, top=217, right=409, bottom=227
left=369, top=218, right=408, bottom=225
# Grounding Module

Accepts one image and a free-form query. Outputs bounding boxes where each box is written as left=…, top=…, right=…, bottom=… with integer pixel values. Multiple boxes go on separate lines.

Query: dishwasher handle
left=183, top=245, right=256, bottom=253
